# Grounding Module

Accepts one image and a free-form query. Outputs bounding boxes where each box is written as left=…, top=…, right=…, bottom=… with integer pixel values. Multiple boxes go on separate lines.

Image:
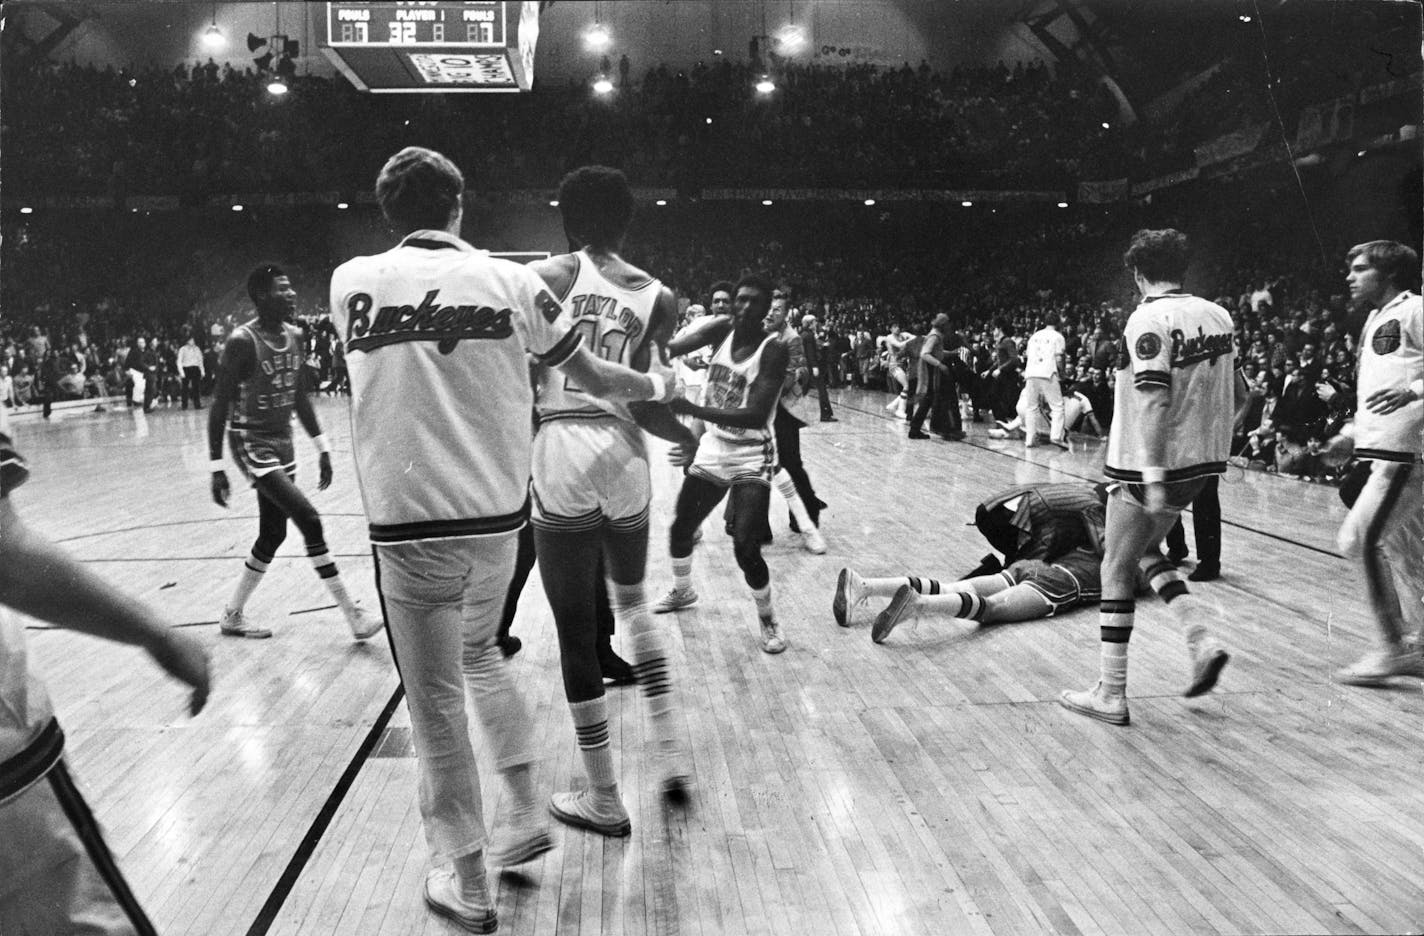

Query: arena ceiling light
left=584, top=2, right=610, bottom=51
left=656, top=199, right=668, bottom=206
left=864, top=198, right=876, bottom=206
left=776, top=25, right=805, bottom=53
left=19, top=207, right=33, bottom=214
left=231, top=204, right=244, bottom=212
left=1058, top=201, right=1069, bottom=208
left=549, top=200, right=559, bottom=207
left=762, top=199, right=774, bottom=206
left=202, top=2, right=224, bottom=50
left=336, top=202, right=349, bottom=210
left=592, top=74, right=614, bottom=94
left=755, top=75, right=776, bottom=94
left=266, top=76, right=290, bottom=96
left=961, top=200, right=973, bottom=207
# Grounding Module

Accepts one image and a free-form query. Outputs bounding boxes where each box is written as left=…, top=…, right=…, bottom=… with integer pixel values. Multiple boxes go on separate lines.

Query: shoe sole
left=1058, top=693, right=1130, bottom=725
left=489, top=831, right=554, bottom=867
left=833, top=569, right=850, bottom=626
left=804, top=537, right=827, bottom=555
left=221, top=627, right=272, bottom=639
left=424, top=890, right=497, bottom=934
left=549, top=801, right=631, bottom=837
left=1185, top=649, right=1230, bottom=697
left=351, top=623, right=384, bottom=641
left=871, top=586, right=914, bottom=644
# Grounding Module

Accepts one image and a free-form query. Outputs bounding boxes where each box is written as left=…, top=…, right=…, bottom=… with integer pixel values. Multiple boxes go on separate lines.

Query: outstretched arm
left=667, top=314, right=734, bottom=358
left=0, top=498, right=211, bottom=715
left=670, top=339, right=788, bottom=429
left=627, top=286, right=697, bottom=446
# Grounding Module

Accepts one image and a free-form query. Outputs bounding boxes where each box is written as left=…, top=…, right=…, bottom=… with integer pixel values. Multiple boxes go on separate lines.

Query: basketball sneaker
left=1185, top=637, right=1230, bottom=697
left=652, top=586, right=698, bottom=614
left=487, top=824, right=554, bottom=867
left=423, top=867, right=497, bottom=934
left=832, top=567, right=868, bottom=627
left=759, top=618, right=788, bottom=654
left=1335, top=648, right=1424, bottom=687
left=802, top=525, right=827, bottom=554
left=346, top=605, right=384, bottom=641
left=550, top=788, right=631, bottom=837
left=871, top=584, right=918, bottom=644
left=220, top=607, right=272, bottom=639
left=1059, top=682, right=1130, bottom=726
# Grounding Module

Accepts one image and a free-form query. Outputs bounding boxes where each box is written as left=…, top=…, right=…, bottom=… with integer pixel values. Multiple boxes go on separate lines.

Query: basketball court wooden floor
left=11, top=389, right=1423, bottom=936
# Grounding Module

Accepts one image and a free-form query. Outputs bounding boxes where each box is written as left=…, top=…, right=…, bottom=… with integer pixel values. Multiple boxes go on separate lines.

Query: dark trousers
left=815, top=371, right=834, bottom=420
left=909, top=369, right=960, bottom=436
left=181, top=367, right=202, bottom=409
left=1165, top=474, right=1221, bottom=567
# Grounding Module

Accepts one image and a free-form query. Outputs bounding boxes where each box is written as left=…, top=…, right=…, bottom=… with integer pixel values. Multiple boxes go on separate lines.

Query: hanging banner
left=1077, top=178, right=1129, bottom=203
left=1193, top=122, right=1267, bottom=166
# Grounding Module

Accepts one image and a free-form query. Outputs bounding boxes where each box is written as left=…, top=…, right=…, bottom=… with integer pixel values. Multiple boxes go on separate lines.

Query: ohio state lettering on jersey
left=232, top=322, right=303, bottom=431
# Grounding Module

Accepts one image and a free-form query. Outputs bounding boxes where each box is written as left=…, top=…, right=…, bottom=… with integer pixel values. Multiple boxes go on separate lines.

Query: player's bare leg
left=536, top=525, right=632, bottom=837
left=1060, top=490, right=1177, bottom=725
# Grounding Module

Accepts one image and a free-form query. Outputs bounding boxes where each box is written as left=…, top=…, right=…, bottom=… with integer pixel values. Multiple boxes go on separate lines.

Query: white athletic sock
left=613, top=582, right=681, bottom=755
left=1099, top=600, right=1134, bottom=696
left=752, top=583, right=774, bottom=620
left=569, top=696, right=618, bottom=792
left=307, top=543, right=357, bottom=614
left=228, top=550, right=270, bottom=612
left=774, top=470, right=816, bottom=531
left=671, top=555, right=693, bottom=592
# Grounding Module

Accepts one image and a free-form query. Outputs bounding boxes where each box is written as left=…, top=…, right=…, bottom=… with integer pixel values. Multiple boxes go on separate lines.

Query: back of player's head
left=247, top=263, right=288, bottom=304
left=1041, top=311, right=1060, bottom=329
left=708, top=280, right=736, bottom=303
left=1123, top=229, right=1190, bottom=283
left=1347, top=240, right=1419, bottom=290
left=376, top=146, right=465, bottom=233
left=557, top=165, right=634, bottom=250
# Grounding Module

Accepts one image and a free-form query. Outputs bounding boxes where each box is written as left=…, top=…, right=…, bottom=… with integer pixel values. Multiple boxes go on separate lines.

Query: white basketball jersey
left=701, top=331, right=780, bottom=445
left=1024, top=327, right=1065, bottom=379
left=536, top=250, right=659, bottom=423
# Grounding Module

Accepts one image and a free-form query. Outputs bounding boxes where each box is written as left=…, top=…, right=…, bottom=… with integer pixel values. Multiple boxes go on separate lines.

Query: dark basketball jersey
left=230, top=321, right=303, bottom=438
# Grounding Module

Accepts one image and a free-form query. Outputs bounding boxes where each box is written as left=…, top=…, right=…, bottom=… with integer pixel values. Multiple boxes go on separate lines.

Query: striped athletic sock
left=774, top=470, right=816, bottom=531
left=671, top=555, right=693, bottom=592
left=308, top=542, right=356, bottom=614
left=228, top=548, right=272, bottom=612
left=916, top=589, right=985, bottom=621
left=1140, top=556, right=1207, bottom=646
left=613, top=582, right=679, bottom=753
left=905, top=576, right=944, bottom=595
left=1099, top=599, right=1134, bottom=696
left=752, top=583, right=774, bottom=620
left=569, top=696, right=617, bottom=791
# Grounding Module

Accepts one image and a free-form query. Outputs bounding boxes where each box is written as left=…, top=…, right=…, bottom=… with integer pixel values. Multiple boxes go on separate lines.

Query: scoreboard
left=321, top=2, right=540, bottom=93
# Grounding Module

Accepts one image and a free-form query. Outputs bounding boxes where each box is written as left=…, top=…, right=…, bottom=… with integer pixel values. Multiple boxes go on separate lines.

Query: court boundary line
left=831, top=395, right=1346, bottom=560
left=243, top=683, right=406, bottom=936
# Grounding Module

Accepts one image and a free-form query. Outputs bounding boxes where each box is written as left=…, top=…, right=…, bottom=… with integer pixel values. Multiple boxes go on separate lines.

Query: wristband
left=648, top=373, right=667, bottom=402
left=1141, top=467, right=1166, bottom=485
left=314, top=433, right=332, bottom=454
left=210, top=459, right=226, bottom=472
left=1410, top=379, right=1423, bottom=399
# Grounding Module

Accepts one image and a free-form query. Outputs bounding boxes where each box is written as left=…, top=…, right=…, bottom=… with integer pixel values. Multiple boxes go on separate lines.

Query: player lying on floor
left=833, top=481, right=1114, bottom=643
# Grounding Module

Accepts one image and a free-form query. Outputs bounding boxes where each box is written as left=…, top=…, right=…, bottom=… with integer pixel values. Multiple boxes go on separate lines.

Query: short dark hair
left=708, top=280, right=736, bottom=302
left=735, top=273, right=774, bottom=312
left=376, top=146, right=464, bottom=233
left=557, top=165, right=634, bottom=250
left=247, top=264, right=288, bottom=304
left=1124, top=229, right=1190, bottom=283
left=1347, top=240, right=1420, bottom=290
left=993, top=318, right=1015, bottom=337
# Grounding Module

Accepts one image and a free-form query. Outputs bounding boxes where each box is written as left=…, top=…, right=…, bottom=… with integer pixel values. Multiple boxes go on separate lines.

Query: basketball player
left=1017, top=312, right=1068, bottom=449
left=1, top=403, right=210, bottom=935
left=209, top=265, right=381, bottom=642
left=1318, top=240, right=1424, bottom=685
left=528, top=165, right=698, bottom=837
left=329, top=147, right=677, bottom=932
left=1061, top=229, right=1244, bottom=726
left=655, top=274, right=794, bottom=654
left=832, top=482, right=1108, bottom=641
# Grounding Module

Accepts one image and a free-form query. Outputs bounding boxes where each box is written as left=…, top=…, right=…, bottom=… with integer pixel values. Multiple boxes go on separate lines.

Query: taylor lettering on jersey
left=343, top=288, right=523, bottom=354
left=568, top=293, right=647, bottom=348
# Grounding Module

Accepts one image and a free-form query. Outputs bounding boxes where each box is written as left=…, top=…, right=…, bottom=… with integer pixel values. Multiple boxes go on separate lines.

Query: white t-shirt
left=1024, top=326, right=1065, bottom=380
left=330, top=229, right=580, bottom=543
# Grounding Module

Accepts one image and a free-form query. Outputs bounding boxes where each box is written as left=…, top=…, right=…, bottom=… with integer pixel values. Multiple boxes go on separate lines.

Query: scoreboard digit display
left=321, top=1, right=540, bottom=93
